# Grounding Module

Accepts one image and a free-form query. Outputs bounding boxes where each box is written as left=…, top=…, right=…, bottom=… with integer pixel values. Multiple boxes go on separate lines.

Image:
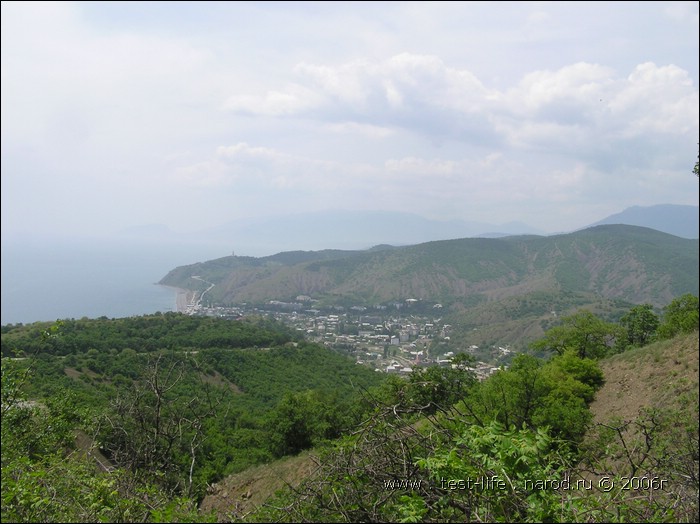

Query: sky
left=2, top=1, right=699, bottom=242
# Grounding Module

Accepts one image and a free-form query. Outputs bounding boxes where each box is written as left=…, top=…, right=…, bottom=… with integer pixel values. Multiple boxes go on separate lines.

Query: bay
left=1, top=237, right=228, bottom=326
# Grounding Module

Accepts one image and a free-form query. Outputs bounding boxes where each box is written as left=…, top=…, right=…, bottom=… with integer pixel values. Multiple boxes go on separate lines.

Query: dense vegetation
left=249, top=297, right=699, bottom=523
left=1, top=313, right=294, bottom=357
left=1, top=314, right=385, bottom=521
left=159, top=225, right=699, bottom=312
left=1, top=293, right=698, bottom=522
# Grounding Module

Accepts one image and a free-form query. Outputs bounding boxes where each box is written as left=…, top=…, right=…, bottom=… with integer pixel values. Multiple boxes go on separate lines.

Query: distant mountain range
left=118, top=204, right=699, bottom=258
left=191, top=210, right=546, bottom=255
left=582, top=204, right=698, bottom=239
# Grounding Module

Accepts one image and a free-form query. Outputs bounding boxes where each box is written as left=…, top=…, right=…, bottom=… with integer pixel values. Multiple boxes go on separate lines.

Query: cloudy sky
left=2, top=1, right=698, bottom=241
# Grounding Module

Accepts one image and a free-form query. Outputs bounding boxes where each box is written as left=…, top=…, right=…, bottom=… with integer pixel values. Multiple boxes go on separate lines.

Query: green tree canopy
left=620, top=303, right=659, bottom=347
left=657, top=293, right=699, bottom=339
left=530, top=310, right=624, bottom=359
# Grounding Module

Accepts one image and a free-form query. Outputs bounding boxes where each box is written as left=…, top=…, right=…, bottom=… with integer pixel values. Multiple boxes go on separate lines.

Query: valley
left=161, top=224, right=698, bottom=369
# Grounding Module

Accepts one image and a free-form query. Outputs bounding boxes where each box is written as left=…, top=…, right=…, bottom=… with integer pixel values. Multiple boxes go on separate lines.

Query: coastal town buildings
left=182, top=297, right=511, bottom=379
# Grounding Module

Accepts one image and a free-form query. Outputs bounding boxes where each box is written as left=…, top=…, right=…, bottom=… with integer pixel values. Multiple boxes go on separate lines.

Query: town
left=183, top=292, right=512, bottom=380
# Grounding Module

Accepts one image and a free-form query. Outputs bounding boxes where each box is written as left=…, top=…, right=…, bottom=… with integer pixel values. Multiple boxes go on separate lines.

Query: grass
left=199, top=451, right=318, bottom=521
left=588, top=330, right=699, bottom=427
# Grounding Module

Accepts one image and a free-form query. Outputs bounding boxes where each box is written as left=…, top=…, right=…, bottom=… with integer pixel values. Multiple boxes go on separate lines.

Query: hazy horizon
left=2, top=202, right=697, bottom=325
left=1, top=1, right=698, bottom=242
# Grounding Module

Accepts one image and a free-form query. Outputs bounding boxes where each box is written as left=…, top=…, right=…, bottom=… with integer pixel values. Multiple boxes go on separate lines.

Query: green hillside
left=160, top=225, right=698, bottom=309
left=1, top=314, right=385, bottom=518
left=197, top=331, right=700, bottom=523
left=2, top=302, right=697, bottom=522
left=159, top=225, right=698, bottom=353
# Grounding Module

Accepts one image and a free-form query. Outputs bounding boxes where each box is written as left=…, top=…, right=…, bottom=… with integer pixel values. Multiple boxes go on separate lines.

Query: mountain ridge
left=582, top=204, right=698, bottom=239
left=159, top=224, right=698, bottom=312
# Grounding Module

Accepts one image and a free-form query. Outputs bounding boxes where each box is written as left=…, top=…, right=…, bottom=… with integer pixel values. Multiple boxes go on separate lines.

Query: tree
left=418, top=421, right=582, bottom=523
left=530, top=310, right=624, bottom=359
left=657, top=293, right=699, bottom=339
left=403, top=354, right=476, bottom=414
left=1, top=357, right=208, bottom=523
left=255, top=371, right=600, bottom=523
left=266, top=388, right=361, bottom=457
left=473, top=354, right=547, bottom=431
left=471, top=352, right=602, bottom=442
left=98, top=354, right=222, bottom=497
left=546, top=349, right=605, bottom=398
left=620, top=303, right=659, bottom=347
left=266, top=390, right=319, bottom=456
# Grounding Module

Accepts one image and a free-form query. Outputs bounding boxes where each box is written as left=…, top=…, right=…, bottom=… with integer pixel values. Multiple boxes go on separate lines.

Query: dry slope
left=589, top=331, right=699, bottom=425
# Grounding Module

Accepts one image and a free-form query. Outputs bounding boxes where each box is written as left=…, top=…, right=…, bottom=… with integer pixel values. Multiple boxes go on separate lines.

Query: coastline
left=159, top=285, right=194, bottom=313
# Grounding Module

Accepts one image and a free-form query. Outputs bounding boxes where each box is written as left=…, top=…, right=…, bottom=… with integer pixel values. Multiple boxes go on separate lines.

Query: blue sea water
left=1, top=237, right=227, bottom=326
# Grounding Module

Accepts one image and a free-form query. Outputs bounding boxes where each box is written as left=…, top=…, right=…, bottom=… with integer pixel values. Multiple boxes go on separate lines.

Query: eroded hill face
left=200, top=451, right=318, bottom=521
left=581, top=332, right=699, bottom=522
left=160, top=225, right=699, bottom=309
left=588, top=331, right=698, bottom=425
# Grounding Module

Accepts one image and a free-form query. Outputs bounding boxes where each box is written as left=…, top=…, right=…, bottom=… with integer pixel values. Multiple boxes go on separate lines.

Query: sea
left=1, top=237, right=229, bottom=326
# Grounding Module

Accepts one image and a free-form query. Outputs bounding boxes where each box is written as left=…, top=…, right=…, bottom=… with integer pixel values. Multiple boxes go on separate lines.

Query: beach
left=176, top=288, right=194, bottom=313
left=160, top=286, right=194, bottom=313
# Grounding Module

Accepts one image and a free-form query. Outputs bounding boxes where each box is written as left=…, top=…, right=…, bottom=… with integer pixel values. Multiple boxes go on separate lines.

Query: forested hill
left=160, top=224, right=699, bottom=309
left=1, top=314, right=386, bottom=504
left=2, top=299, right=698, bottom=522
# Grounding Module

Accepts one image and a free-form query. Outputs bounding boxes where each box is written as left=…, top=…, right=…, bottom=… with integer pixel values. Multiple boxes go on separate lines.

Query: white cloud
left=223, top=85, right=323, bottom=116
left=2, top=2, right=698, bottom=239
left=504, top=62, right=614, bottom=117
left=610, top=63, right=699, bottom=135
left=226, top=53, right=494, bottom=126
left=176, top=139, right=629, bottom=229
left=384, top=156, right=458, bottom=177
left=222, top=54, right=697, bottom=173
left=324, top=122, right=395, bottom=139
